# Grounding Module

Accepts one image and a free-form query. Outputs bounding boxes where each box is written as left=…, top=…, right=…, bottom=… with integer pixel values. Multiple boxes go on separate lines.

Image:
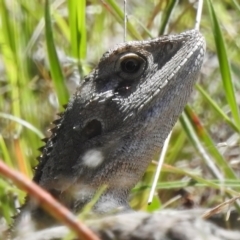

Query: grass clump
left=0, top=0, right=240, bottom=232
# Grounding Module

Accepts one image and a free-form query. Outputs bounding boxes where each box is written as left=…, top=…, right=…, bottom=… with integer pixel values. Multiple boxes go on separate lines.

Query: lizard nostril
left=82, top=119, right=102, bottom=140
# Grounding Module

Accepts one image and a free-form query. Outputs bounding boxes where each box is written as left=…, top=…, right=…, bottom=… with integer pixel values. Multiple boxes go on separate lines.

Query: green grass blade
left=206, top=0, right=240, bottom=129
left=0, top=135, right=13, bottom=168
left=0, top=0, right=16, bottom=54
left=231, top=0, right=240, bottom=13
left=0, top=113, right=44, bottom=139
left=53, top=11, right=70, bottom=43
left=180, top=112, right=223, bottom=180
left=135, top=179, right=240, bottom=192
left=77, top=0, right=86, bottom=59
left=159, top=0, right=178, bottom=35
left=67, top=0, right=78, bottom=58
left=67, top=0, right=86, bottom=60
left=0, top=1, right=20, bottom=118
left=196, top=84, right=240, bottom=133
left=45, top=0, right=69, bottom=108
left=184, top=106, right=237, bottom=180
left=161, top=165, right=239, bottom=195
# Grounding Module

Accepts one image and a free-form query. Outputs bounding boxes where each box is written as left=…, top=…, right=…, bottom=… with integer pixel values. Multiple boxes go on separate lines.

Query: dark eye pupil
left=121, top=59, right=140, bottom=73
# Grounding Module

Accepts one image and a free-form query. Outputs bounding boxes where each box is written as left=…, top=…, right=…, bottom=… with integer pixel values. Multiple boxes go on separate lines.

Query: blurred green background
left=0, top=0, right=240, bottom=228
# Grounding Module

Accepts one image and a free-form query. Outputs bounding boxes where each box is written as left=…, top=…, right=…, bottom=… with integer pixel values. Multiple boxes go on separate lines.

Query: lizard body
left=14, top=30, right=205, bottom=231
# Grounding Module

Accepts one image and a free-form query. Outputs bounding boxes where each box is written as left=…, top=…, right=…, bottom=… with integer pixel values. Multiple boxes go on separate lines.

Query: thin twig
left=195, top=0, right=204, bottom=30
left=0, top=159, right=100, bottom=240
left=148, top=131, right=172, bottom=205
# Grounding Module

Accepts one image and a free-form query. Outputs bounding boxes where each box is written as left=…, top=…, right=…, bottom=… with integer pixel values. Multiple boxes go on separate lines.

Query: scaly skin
left=14, top=30, right=205, bottom=231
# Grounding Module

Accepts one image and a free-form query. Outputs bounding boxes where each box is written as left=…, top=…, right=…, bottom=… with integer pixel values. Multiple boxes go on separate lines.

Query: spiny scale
left=41, top=137, right=49, bottom=143
left=51, top=118, right=62, bottom=125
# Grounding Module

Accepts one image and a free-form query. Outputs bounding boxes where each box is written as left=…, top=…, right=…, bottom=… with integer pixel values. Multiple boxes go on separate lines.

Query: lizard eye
left=121, top=58, right=140, bottom=73
left=116, top=53, right=146, bottom=79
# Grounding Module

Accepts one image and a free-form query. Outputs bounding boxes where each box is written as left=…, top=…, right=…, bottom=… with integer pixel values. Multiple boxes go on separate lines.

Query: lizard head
left=34, top=30, right=205, bottom=215
left=78, top=29, right=205, bottom=127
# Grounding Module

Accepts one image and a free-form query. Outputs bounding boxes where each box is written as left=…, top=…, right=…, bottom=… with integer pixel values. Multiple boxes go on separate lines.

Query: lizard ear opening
left=82, top=119, right=102, bottom=140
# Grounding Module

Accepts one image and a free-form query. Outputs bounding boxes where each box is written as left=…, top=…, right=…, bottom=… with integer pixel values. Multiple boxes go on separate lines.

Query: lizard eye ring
left=116, top=53, right=146, bottom=79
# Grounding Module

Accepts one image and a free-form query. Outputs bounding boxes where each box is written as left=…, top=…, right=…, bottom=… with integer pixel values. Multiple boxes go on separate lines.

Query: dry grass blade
left=202, top=196, right=240, bottom=219
left=0, top=159, right=100, bottom=240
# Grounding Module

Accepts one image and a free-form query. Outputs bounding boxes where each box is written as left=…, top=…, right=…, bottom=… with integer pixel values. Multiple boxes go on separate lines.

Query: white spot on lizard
left=82, top=149, right=104, bottom=168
